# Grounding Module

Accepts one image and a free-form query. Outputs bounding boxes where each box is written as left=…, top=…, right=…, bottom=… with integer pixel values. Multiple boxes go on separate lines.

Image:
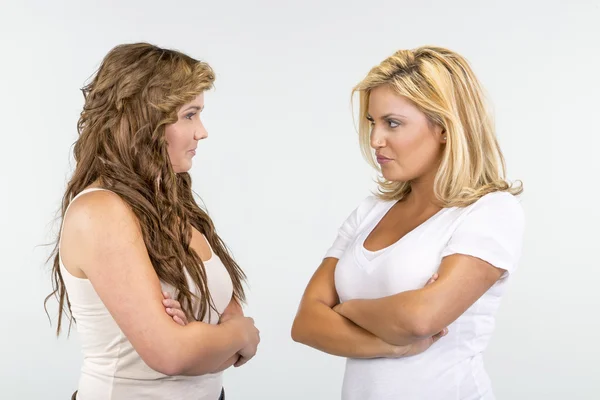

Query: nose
left=369, top=124, right=385, bottom=149
left=194, top=120, right=208, bottom=141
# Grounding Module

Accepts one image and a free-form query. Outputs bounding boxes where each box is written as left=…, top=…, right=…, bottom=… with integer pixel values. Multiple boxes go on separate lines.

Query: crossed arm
left=163, top=293, right=245, bottom=372
left=291, top=254, right=504, bottom=356
left=61, top=190, right=258, bottom=376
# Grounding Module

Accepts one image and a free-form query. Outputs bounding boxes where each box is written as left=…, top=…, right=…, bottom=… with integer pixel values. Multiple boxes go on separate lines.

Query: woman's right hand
left=222, top=315, right=260, bottom=367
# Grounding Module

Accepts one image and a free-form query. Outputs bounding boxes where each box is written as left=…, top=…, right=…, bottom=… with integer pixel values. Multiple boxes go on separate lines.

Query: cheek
left=165, top=128, right=187, bottom=153
left=389, top=130, right=440, bottom=169
left=387, top=130, right=420, bottom=157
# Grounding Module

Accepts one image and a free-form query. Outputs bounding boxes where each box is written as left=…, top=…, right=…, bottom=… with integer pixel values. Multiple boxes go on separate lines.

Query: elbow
left=402, top=313, right=437, bottom=339
left=291, top=318, right=303, bottom=343
left=147, top=349, right=215, bottom=377
left=406, top=320, right=434, bottom=339
left=136, top=324, right=222, bottom=376
left=154, top=361, right=184, bottom=377
left=142, top=336, right=203, bottom=376
left=143, top=345, right=187, bottom=376
left=145, top=355, right=183, bottom=377
left=390, top=307, right=438, bottom=341
left=291, top=315, right=309, bottom=344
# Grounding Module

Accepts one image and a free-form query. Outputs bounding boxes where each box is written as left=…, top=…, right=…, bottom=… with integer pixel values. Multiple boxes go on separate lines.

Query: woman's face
left=367, top=85, right=446, bottom=183
left=165, top=93, right=207, bottom=173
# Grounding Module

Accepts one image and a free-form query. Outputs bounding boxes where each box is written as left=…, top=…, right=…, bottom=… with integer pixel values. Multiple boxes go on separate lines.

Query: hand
left=162, top=291, right=188, bottom=326
left=219, top=297, right=247, bottom=366
left=425, top=272, right=439, bottom=286
left=223, top=315, right=260, bottom=367
left=399, top=327, right=448, bottom=357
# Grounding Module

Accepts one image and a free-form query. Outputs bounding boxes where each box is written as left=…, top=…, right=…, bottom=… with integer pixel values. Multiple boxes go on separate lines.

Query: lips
left=376, top=155, right=392, bottom=164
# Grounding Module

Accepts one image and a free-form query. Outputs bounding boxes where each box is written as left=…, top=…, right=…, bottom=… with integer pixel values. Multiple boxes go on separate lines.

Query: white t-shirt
left=325, top=191, right=525, bottom=400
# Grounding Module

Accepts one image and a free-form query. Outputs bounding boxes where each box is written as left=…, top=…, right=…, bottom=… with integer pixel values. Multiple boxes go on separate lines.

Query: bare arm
left=335, top=254, right=504, bottom=345
left=212, top=355, right=239, bottom=373
left=291, top=257, right=405, bottom=358
left=212, top=296, right=246, bottom=372
left=162, top=293, right=242, bottom=374
left=61, top=191, right=257, bottom=376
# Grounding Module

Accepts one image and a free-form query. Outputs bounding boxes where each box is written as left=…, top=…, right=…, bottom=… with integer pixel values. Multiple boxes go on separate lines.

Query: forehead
left=368, top=85, right=417, bottom=114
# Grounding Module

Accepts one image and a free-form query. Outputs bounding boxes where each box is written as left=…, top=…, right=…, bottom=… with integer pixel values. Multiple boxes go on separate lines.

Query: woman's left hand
left=162, top=291, right=189, bottom=326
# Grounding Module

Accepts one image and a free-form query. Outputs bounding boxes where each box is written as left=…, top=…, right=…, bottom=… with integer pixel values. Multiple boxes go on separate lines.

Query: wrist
left=220, top=318, right=248, bottom=349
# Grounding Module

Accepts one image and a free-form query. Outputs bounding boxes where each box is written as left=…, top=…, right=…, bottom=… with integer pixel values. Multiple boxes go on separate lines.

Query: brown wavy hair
left=45, top=42, right=246, bottom=335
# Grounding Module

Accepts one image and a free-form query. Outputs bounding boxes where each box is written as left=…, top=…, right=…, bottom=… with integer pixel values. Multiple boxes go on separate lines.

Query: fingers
left=162, top=296, right=188, bottom=326
left=166, top=307, right=188, bottom=325
left=162, top=298, right=181, bottom=309
left=234, top=355, right=249, bottom=368
left=431, top=327, right=448, bottom=343
left=425, top=273, right=439, bottom=286
left=162, top=291, right=172, bottom=300
left=166, top=307, right=188, bottom=324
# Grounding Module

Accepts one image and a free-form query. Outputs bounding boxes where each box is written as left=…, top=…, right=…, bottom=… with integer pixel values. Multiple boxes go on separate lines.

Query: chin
left=172, top=161, right=193, bottom=174
left=381, top=168, right=410, bottom=183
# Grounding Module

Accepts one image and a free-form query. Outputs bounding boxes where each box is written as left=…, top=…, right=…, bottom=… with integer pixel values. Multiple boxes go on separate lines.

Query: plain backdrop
left=1, top=0, right=599, bottom=399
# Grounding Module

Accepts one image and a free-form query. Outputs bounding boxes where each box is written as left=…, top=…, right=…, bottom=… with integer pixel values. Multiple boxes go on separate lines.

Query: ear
left=435, top=125, right=446, bottom=144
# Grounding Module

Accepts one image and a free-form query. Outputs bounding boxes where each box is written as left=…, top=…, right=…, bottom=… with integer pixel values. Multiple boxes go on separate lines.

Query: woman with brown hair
left=46, top=43, right=259, bottom=400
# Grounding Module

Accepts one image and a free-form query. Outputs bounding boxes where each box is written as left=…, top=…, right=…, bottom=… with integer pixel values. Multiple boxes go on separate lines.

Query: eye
left=366, top=116, right=375, bottom=126
left=184, top=112, right=196, bottom=120
left=387, top=119, right=401, bottom=128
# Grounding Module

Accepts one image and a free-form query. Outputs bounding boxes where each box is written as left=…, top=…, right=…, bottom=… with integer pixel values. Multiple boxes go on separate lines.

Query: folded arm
left=291, top=257, right=405, bottom=358
left=334, top=254, right=505, bottom=345
left=61, top=191, right=251, bottom=376
left=212, top=296, right=246, bottom=371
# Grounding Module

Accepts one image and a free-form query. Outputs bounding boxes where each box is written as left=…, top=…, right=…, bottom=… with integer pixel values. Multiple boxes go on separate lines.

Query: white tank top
left=59, top=188, right=234, bottom=400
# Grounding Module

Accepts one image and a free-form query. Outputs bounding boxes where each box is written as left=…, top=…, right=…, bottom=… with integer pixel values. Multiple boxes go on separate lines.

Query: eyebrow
left=366, top=113, right=408, bottom=120
left=382, top=113, right=407, bottom=119
left=182, top=105, right=204, bottom=112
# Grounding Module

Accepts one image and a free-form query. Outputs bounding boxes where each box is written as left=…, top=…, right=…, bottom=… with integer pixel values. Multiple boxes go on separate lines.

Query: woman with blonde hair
left=46, top=43, right=260, bottom=399
left=292, top=46, right=524, bottom=399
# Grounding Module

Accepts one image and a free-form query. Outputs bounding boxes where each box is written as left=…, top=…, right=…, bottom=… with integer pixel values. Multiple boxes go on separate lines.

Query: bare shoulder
left=61, top=190, right=144, bottom=274
left=64, top=190, right=140, bottom=241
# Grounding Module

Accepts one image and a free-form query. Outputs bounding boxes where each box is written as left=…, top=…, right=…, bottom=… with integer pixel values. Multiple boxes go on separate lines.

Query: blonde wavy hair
left=352, top=46, right=522, bottom=207
left=45, top=43, right=246, bottom=335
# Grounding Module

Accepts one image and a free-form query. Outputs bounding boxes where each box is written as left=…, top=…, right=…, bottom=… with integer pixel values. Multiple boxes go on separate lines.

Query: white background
left=1, top=0, right=599, bottom=399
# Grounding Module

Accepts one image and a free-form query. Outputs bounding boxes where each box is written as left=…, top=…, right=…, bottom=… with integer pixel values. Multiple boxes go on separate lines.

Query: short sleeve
left=441, top=192, right=525, bottom=276
left=324, top=196, right=380, bottom=260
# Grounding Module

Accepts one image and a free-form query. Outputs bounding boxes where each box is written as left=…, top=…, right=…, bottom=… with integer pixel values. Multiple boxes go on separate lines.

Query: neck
left=405, top=167, right=441, bottom=210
